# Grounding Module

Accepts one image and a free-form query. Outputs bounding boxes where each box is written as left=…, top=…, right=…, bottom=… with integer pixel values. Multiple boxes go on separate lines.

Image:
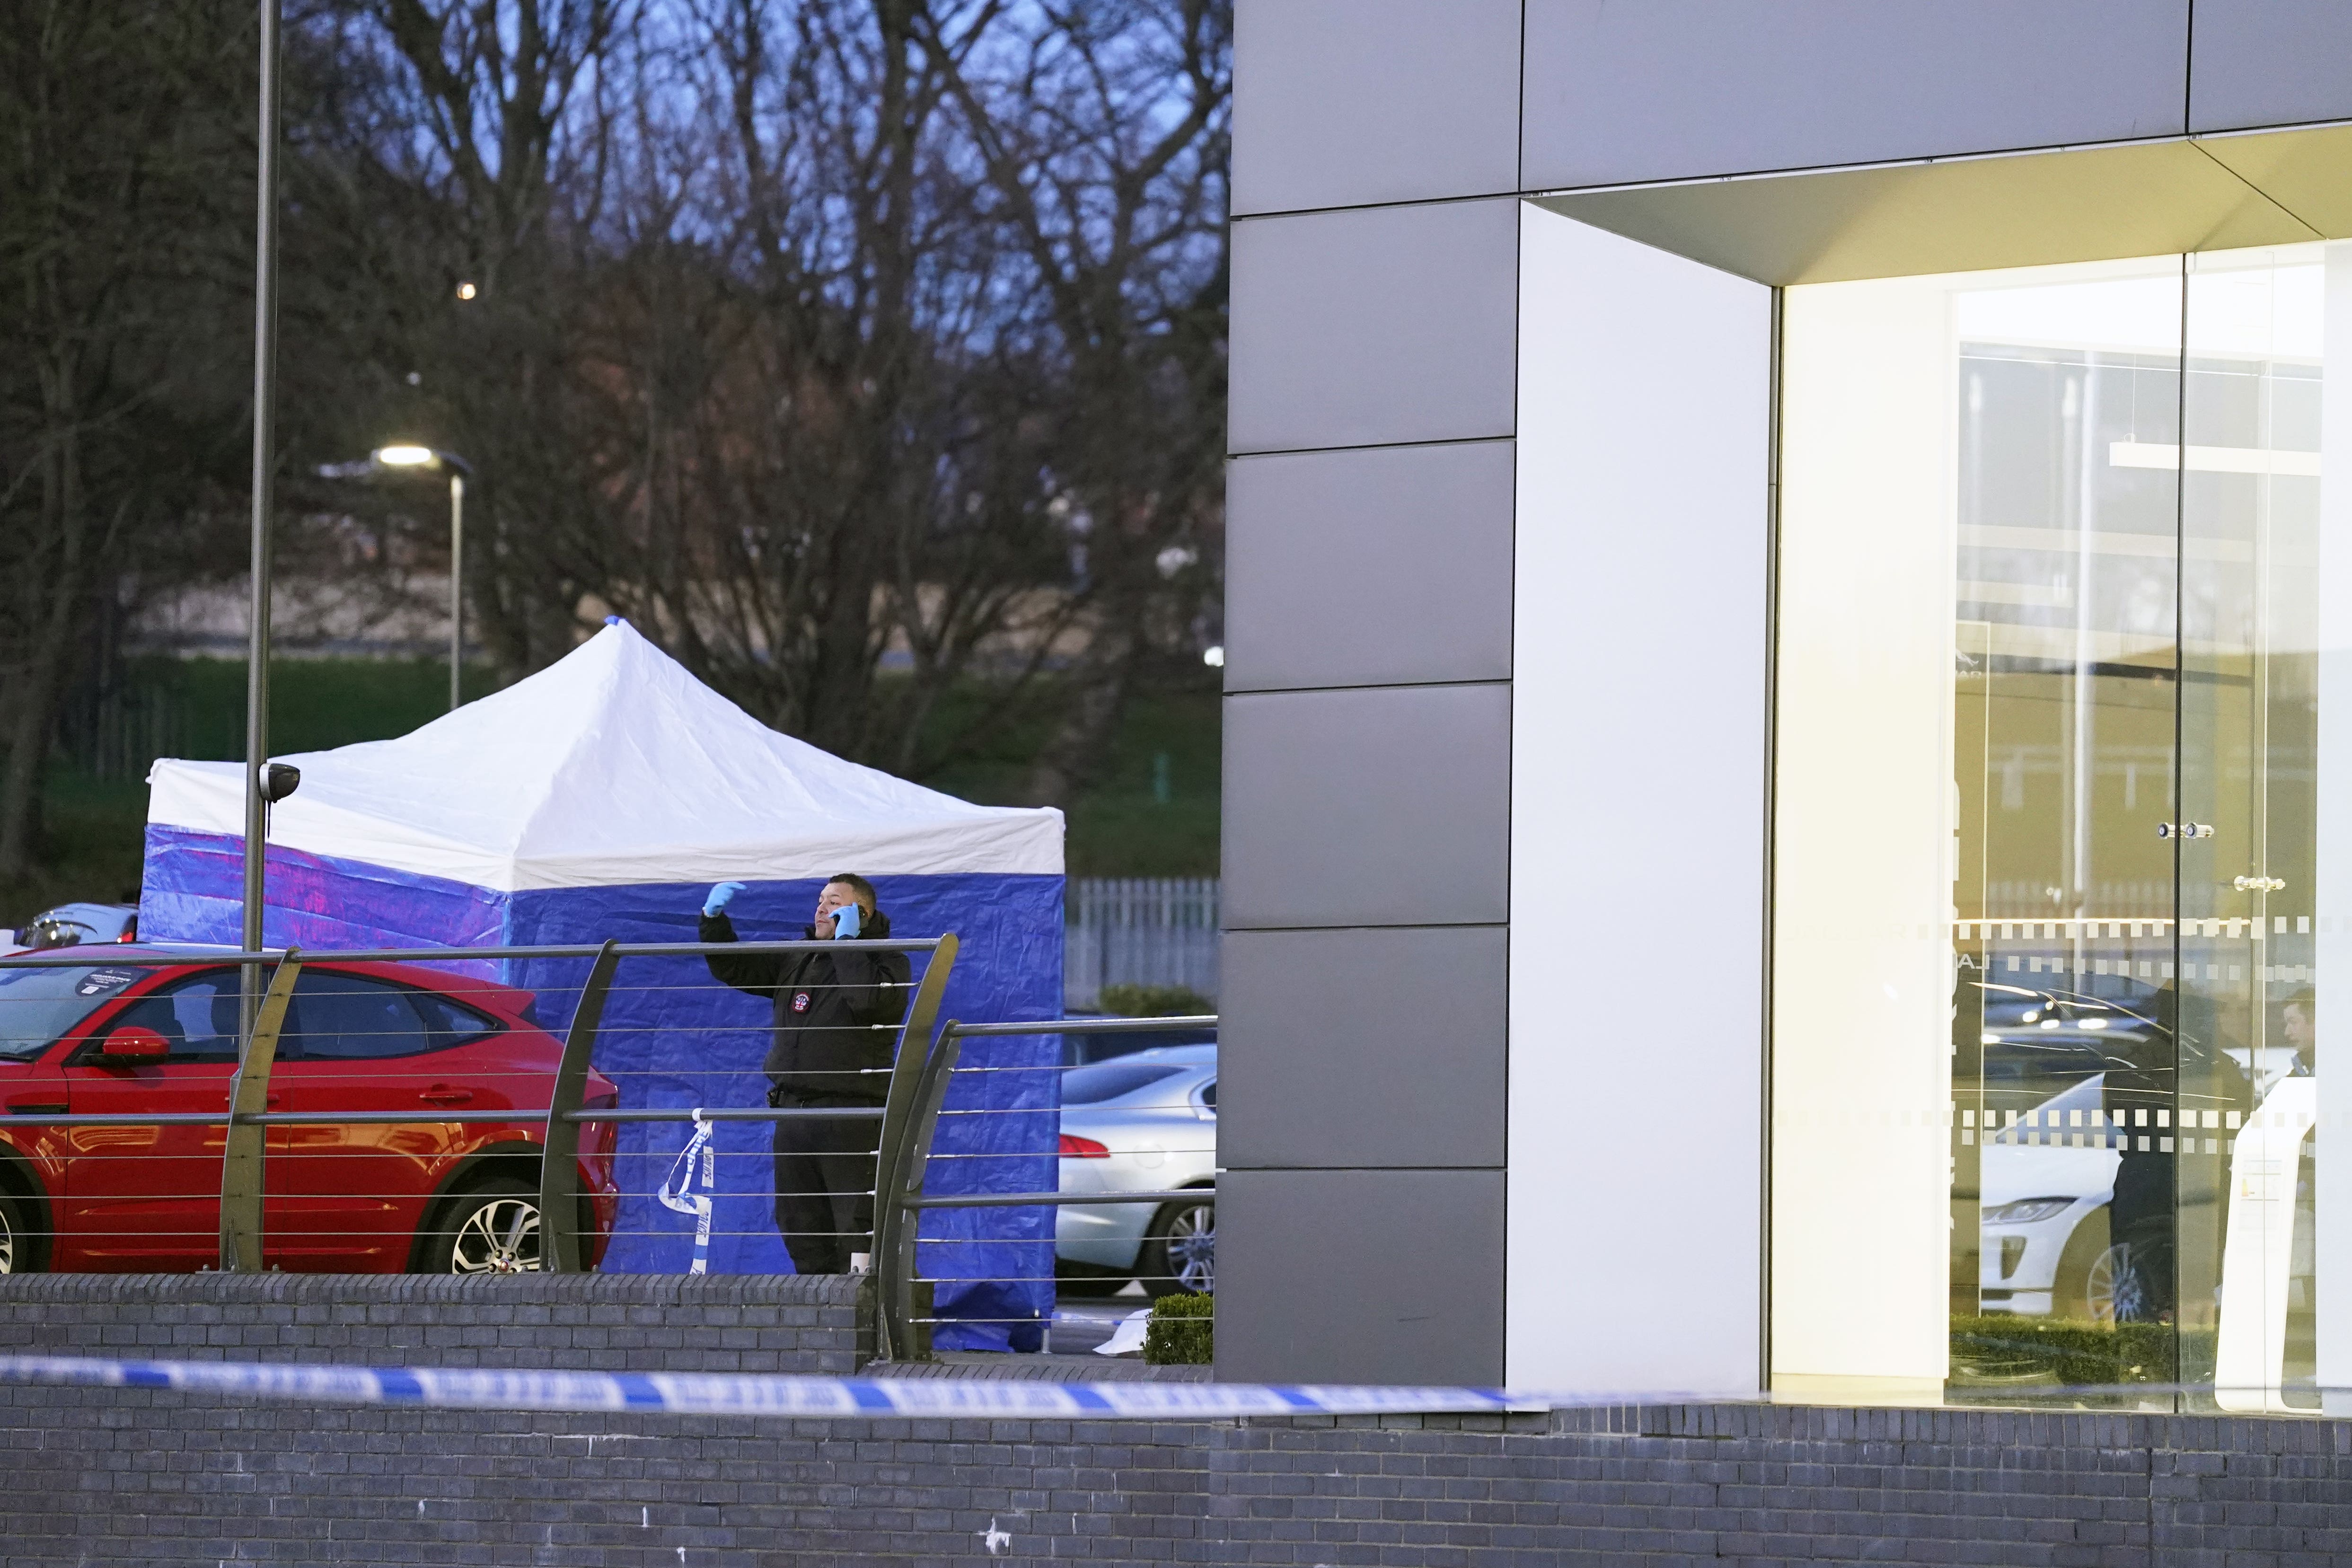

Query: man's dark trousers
left=773, top=1099, right=883, bottom=1275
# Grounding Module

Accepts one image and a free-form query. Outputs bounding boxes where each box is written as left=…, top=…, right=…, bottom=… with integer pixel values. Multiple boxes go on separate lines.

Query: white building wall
left=1506, top=206, right=1772, bottom=1394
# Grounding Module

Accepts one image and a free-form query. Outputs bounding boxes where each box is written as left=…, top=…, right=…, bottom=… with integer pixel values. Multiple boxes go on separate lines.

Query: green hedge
left=1098, top=983, right=1213, bottom=1018
left=1949, top=1315, right=2180, bottom=1387
left=1145, top=1292, right=1214, bottom=1365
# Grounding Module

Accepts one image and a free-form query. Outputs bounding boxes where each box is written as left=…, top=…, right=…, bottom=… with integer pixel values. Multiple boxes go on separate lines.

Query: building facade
left=1220, top=0, right=2352, bottom=1412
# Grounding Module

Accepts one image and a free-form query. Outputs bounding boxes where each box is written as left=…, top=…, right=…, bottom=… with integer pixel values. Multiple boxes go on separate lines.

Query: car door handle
left=7, top=1102, right=66, bottom=1117
left=419, top=1086, right=474, bottom=1105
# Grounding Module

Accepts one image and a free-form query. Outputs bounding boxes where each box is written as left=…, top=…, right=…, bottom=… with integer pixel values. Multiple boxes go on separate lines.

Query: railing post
left=868, top=934, right=958, bottom=1361
left=876, top=1022, right=965, bottom=1363
left=870, top=934, right=957, bottom=1241
left=539, top=939, right=620, bottom=1274
left=219, top=951, right=302, bottom=1272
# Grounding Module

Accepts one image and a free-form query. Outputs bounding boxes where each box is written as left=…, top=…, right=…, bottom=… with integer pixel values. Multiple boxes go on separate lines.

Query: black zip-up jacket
left=700, top=909, right=912, bottom=1102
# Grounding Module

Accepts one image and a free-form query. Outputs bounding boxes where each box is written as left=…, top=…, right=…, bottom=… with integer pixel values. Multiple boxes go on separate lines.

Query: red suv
left=0, top=951, right=618, bottom=1274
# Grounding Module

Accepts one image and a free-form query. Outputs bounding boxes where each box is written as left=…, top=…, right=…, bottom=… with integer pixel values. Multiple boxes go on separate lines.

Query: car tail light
left=1058, top=1133, right=1109, bottom=1158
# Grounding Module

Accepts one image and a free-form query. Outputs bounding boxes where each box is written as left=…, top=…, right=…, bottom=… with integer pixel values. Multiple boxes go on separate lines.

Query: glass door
left=1774, top=245, right=2352, bottom=1409
left=2179, top=246, right=2326, bottom=1411
left=1944, top=263, right=2185, bottom=1394
left=1774, top=256, right=2187, bottom=1402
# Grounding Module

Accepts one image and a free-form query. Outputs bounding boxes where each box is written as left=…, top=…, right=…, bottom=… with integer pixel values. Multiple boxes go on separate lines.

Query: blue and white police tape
left=0, top=1353, right=1574, bottom=1418
left=655, top=1111, right=718, bottom=1276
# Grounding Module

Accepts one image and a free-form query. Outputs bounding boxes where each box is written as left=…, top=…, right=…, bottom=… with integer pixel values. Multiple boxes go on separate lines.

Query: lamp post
left=370, top=446, right=474, bottom=712
left=243, top=0, right=284, bottom=970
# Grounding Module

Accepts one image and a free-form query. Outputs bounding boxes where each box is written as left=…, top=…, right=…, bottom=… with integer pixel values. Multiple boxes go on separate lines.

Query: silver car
left=1054, top=1044, right=1216, bottom=1296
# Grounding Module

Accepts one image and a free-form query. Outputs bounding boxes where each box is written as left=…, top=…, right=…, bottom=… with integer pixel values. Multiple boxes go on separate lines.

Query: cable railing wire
left=0, top=939, right=1217, bottom=1356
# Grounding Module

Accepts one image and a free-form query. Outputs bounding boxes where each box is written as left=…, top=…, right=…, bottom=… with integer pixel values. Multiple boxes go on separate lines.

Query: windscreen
left=0, top=964, right=142, bottom=1060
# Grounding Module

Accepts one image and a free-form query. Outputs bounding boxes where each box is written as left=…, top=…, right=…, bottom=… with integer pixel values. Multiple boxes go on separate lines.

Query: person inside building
left=2282, top=988, right=2316, bottom=1078
left=700, top=874, right=910, bottom=1274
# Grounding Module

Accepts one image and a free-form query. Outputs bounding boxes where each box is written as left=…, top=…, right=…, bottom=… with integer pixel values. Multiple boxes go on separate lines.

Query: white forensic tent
left=141, top=622, right=1065, bottom=1344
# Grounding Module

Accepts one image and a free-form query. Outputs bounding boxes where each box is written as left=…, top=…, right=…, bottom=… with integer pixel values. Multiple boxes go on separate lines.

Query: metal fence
left=878, top=1014, right=1217, bottom=1354
left=1064, top=878, right=1219, bottom=1009
left=0, top=938, right=953, bottom=1352
left=0, top=937, right=1214, bottom=1363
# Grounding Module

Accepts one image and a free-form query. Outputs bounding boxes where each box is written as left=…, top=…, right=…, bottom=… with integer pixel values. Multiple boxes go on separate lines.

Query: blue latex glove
left=703, top=881, right=746, bottom=918
left=831, top=902, right=862, bottom=940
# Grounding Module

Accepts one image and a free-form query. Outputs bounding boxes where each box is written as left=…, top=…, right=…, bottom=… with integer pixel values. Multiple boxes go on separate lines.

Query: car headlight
left=1983, top=1197, right=2074, bottom=1225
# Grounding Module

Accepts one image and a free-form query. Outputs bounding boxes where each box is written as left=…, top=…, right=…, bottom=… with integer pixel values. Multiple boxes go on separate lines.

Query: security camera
left=261, top=763, right=302, bottom=804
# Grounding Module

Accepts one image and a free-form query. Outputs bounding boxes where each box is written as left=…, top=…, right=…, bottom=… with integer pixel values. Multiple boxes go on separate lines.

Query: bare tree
left=0, top=0, right=253, bottom=882
left=297, top=0, right=629, bottom=678
left=282, top=0, right=1227, bottom=788
left=916, top=0, right=1229, bottom=804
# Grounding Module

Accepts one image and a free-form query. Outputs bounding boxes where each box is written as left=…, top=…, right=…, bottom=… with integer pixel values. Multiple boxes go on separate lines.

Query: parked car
left=1054, top=1044, right=1215, bottom=1296
left=1968, top=978, right=2247, bottom=1322
left=6, top=902, right=139, bottom=954
left=0, top=950, right=618, bottom=1275
left=1058, top=1016, right=1217, bottom=1067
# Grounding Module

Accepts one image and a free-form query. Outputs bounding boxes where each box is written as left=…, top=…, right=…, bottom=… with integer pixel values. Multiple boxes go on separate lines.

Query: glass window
left=1775, top=243, right=2344, bottom=1411
left=106, top=970, right=244, bottom=1063
left=1059, top=1060, right=1184, bottom=1105
left=286, top=972, right=431, bottom=1061
left=0, top=964, right=144, bottom=1060
left=412, top=991, right=499, bottom=1051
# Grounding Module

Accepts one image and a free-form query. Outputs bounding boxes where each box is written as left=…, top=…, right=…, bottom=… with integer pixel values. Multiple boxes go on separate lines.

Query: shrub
left=1145, top=1292, right=1214, bottom=1365
left=1949, top=1315, right=2179, bottom=1389
left=1098, top=983, right=1212, bottom=1018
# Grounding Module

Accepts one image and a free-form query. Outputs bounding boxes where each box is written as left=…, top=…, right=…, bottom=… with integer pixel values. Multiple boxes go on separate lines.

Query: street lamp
left=369, top=446, right=474, bottom=712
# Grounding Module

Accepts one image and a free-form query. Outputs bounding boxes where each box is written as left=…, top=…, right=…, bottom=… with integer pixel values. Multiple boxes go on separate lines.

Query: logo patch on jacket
left=792, top=991, right=812, bottom=1013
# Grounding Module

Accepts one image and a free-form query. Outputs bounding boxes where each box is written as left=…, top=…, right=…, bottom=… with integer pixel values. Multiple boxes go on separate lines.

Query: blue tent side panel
left=141, top=825, right=510, bottom=969
left=140, top=828, right=1063, bottom=1349
left=506, top=874, right=1065, bottom=1350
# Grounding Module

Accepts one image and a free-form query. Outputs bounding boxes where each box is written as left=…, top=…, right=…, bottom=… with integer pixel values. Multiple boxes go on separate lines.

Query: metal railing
left=0, top=936, right=954, bottom=1344
left=0, top=938, right=1211, bottom=1364
left=871, top=1014, right=1218, bottom=1359
left=1064, top=878, right=1219, bottom=1009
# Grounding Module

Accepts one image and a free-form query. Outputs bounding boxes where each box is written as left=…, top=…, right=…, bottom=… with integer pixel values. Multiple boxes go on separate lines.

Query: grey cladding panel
left=1215, top=1167, right=1503, bottom=1383
left=1220, top=925, right=1506, bottom=1170
left=2191, top=1, right=2352, bottom=132
left=1522, top=0, right=2189, bottom=189
left=1229, top=200, right=1519, bottom=456
left=1223, top=683, right=1509, bottom=930
left=1233, top=0, right=1522, bottom=215
left=1224, top=441, right=1514, bottom=693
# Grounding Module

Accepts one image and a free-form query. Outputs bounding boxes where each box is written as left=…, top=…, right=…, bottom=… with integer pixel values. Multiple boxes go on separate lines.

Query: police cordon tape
left=0, top=1355, right=2310, bottom=1415
left=0, top=1353, right=1593, bottom=1419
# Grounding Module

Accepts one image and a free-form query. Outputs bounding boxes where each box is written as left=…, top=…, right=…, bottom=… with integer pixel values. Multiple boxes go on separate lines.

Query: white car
left=1977, top=1070, right=2123, bottom=1317
left=1054, top=1044, right=1216, bottom=1296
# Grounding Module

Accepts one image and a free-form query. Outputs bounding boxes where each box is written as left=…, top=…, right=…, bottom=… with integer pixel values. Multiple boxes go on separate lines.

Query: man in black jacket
left=700, top=874, right=911, bottom=1274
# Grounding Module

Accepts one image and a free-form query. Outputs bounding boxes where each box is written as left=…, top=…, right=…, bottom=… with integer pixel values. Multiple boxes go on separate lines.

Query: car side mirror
left=100, top=1026, right=170, bottom=1062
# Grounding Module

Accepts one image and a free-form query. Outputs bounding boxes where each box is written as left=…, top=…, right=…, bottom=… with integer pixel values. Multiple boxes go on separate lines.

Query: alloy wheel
left=1165, top=1203, right=1214, bottom=1294
left=2086, top=1242, right=2150, bottom=1324
left=450, top=1196, right=541, bottom=1274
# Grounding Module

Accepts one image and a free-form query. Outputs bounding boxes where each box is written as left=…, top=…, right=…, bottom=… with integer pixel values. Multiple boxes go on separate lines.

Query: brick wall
left=1, top=1277, right=2347, bottom=1563
left=5, top=1381, right=2352, bottom=1563
left=0, top=1271, right=872, bottom=1374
